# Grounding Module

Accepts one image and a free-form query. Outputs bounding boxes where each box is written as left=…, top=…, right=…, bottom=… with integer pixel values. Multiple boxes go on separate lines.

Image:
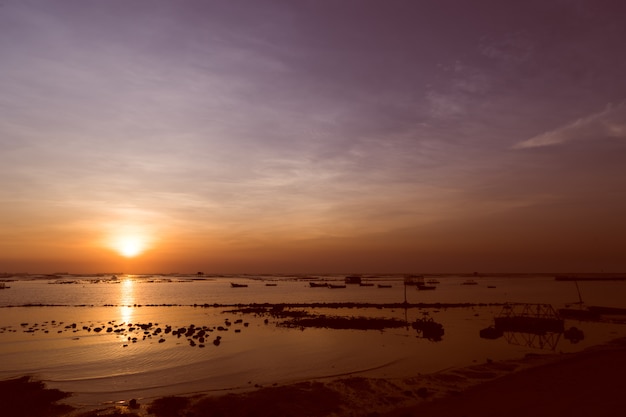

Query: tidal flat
left=1, top=274, right=625, bottom=415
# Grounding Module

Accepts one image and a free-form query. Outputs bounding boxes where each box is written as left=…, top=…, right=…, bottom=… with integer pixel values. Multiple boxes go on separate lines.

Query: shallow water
left=1, top=274, right=625, bottom=407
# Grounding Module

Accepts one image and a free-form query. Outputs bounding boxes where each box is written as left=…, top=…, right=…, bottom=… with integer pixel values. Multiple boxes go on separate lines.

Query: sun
left=102, top=214, right=156, bottom=258
left=115, top=235, right=147, bottom=258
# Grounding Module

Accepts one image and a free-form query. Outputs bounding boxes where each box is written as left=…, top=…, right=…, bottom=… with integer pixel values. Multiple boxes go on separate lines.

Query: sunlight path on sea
left=119, top=278, right=135, bottom=324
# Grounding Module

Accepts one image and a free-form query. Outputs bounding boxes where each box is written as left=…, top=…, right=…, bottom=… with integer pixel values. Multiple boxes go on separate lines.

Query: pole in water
left=403, top=281, right=407, bottom=304
left=574, top=280, right=584, bottom=304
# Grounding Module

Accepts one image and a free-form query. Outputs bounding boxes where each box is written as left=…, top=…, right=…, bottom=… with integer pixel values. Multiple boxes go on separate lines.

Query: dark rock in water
left=479, top=326, right=503, bottom=339
left=93, top=327, right=102, bottom=332
left=129, top=398, right=139, bottom=408
left=416, top=387, right=430, bottom=398
left=564, top=326, right=585, bottom=343
left=213, top=338, right=221, bottom=346
left=158, top=338, right=166, bottom=343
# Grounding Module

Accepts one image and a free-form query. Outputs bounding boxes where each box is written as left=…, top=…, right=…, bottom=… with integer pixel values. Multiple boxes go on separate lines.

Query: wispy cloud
left=513, top=103, right=626, bottom=149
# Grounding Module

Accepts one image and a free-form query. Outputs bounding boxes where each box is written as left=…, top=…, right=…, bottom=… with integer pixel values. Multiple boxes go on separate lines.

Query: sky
left=1, top=0, right=625, bottom=274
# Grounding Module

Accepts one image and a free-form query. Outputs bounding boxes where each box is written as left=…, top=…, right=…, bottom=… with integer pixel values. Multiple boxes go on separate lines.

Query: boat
left=461, top=279, right=478, bottom=285
left=409, top=275, right=436, bottom=290
left=403, top=275, right=424, bottom=286
left=309, top=282, right=327, bottom=288
left=416, top=283, right=436, bottom=290
left=265, top=283, right=277, bottom=286
left=328, top=284, right=346, bottom=289
left=345, top=275, right=362, bottom=284
left=377, top=284, right=392, bottom=288
left=359, top=283, right=374, bottom=287
left=230, top=283, right=248, bottom=288
left=588, top=306, right=626, bottom=316
left=558, top=308, right=600, bottom=321
left=0, top=282, right=9, bottom=289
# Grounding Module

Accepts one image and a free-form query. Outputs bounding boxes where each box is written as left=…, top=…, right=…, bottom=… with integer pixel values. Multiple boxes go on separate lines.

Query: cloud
left=479, top=32, right=534, bottom=65
left=513, top=103, right=626, bottom=149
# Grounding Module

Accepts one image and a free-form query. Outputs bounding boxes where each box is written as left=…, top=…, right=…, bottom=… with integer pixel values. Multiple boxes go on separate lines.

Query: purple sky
left=1, top=0, right=625, bottom=273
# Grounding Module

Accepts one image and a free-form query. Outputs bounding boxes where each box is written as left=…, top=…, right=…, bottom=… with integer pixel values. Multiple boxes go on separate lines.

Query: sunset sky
left=1, top=0, right=625, bottom=274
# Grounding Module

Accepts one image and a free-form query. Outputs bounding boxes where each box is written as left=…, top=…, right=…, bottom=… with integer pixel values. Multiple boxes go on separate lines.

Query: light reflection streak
left=119, top=278, right=135, bottom=324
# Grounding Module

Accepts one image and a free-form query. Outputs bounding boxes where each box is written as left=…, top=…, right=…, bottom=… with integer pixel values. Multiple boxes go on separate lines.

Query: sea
left=1, top=273, right=625, bottom=408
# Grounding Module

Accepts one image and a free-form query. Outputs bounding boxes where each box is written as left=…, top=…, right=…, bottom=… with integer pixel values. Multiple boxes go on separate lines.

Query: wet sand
left=2, top=337, right=625, bottom=417
left=383, top=337, right=626, bottom=417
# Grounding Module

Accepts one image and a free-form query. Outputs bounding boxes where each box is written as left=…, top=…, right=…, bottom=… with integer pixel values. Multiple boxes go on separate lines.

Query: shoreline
left=2, top=337, right=625, bottom=417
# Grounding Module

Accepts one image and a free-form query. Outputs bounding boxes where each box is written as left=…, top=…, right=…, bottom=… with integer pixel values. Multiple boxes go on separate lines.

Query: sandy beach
left=2, top=336, right=624, bottom=417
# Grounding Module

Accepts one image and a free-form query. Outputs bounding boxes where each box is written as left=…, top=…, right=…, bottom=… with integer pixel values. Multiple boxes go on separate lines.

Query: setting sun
left=101, top=214, right=157, bottom=260
left=116, top=236, right=146, bottom=258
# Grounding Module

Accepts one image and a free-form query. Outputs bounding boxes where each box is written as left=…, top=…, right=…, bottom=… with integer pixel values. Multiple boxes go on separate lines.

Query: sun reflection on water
left=119, top=278, right=135, bottom=324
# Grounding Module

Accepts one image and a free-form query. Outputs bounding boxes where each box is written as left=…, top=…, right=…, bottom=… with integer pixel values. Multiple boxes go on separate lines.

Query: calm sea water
left=1, top=274, right=625, bottom=407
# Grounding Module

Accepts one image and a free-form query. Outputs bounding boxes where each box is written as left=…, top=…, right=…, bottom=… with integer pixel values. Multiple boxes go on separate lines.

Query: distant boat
left=230, top=283, right=248, bottom=288
left=377, top=284, right=392, bottom=288
left=345, top=275, right=362, bottom=284
left=408, top=275, right=436, bottom=290
left=359, top=283, right=374, bottom=287
left=328, top=284, right=346, bottom=289
left=0, top=282, right=9, bottom=289
left=416, top=283, right=436, bottom=290
left=403, top=275, right=424, bottom=286
left=309, top=282, right=327, bottom=288
left=265, top=283, right=277, bottom=287
left=461, top=279, right=478, bottom=285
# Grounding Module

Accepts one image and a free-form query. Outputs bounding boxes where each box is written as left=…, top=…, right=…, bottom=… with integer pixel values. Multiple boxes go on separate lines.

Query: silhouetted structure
left=412, top=317, right=444, bottom=341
